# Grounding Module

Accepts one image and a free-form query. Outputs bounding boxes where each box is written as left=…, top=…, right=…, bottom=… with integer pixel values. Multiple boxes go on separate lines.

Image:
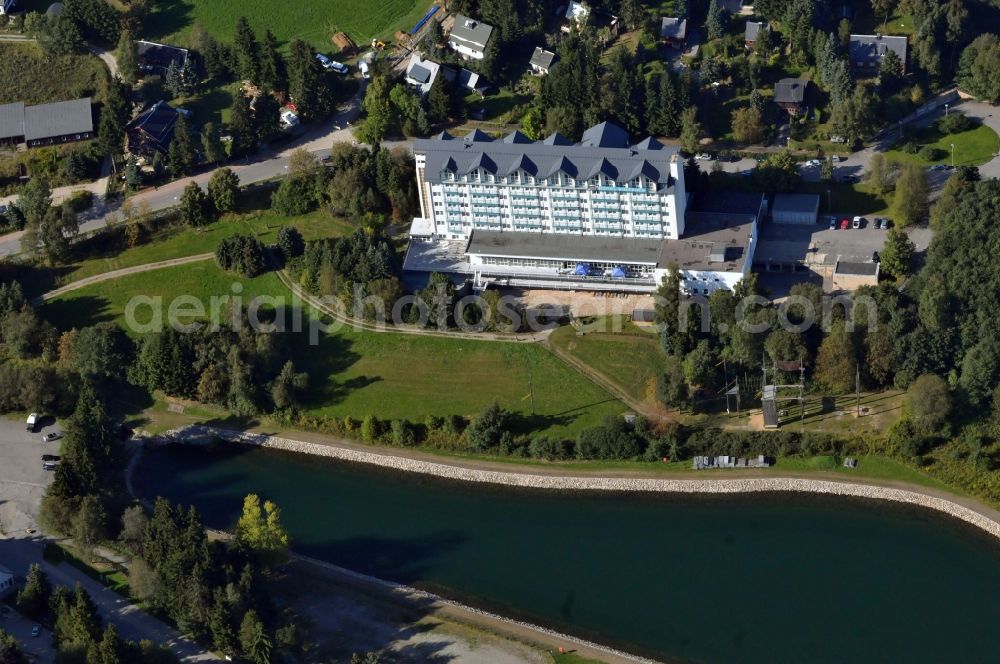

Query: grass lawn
left=0, top=43, right=108, bottom=105
left=58, top=210, right=353, bottom=288
left=548, top=317, right=666, bottom=404
left=885, top=123, right=1000, bottom=168
left=146, top=0, right=431, bottom=52
left=465, top=89, right=533, bottom=124
left=43, top=263, right=625, bottom=438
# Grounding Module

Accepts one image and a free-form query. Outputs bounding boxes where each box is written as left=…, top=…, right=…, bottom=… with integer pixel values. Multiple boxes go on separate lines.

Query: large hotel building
left=404, top=121, right=762, bottom=294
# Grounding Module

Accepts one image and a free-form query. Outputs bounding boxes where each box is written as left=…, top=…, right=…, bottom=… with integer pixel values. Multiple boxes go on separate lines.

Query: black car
left=42, top=454, right=61, bottom=462
left=839, top=175, right=859, bottom=184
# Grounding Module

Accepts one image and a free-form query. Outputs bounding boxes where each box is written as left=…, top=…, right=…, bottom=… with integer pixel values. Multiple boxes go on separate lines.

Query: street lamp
left=945, top=103, right=949, bottom=117
left=950, top=142, right=955, bottom=168
left=827, top=189, right=832, bottom=211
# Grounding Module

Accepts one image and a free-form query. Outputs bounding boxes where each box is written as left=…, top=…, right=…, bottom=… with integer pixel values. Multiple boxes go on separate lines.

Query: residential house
left=562, top=1, right=590, bottom=33
left=529, top=47, right=557, bottom=76
left=126, top=100, right=179, bottom=158
left=448, top=14, right=493, bottom=61
left=136, top=40, right=190, bottom=76
left=660, top=17, right=687, bottom=47
left=848, top=33, right=907, bottom=74
left=0, top=0, right=17, bottom=16
left=773, top=77, right=809, bottom=115
left=745, top=21, right=768, bottom=47
left=405, top=53, right=444, bottom=96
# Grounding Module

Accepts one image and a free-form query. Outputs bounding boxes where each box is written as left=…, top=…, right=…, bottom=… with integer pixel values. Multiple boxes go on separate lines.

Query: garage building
left=772, top=193, right=820, bottom=225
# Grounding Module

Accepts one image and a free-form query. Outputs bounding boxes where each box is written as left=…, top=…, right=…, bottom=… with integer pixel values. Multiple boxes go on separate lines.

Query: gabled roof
left=529, top=47, right=556, bottom=70
left=127, top=100, right=179, bottom=150
left=745, top=21, right=767, bottom=41
left=434, top=130, right=455, bottom=141
left=660, top=17, right=687, bottom=40
left=463, top=128, right=493, bottom=143
left=449, top=14, right=494, bottom=49
left=0, top=102, right=25, bottom=141
left=623, top=160, right=660, bottom=181
left=497, top=153, right=537, bottom=176
left=580, top=121, right=629, bottom=148
left=409, top=64, right=432, bottom=84
left=849, top=33, right=907, bottom=66
left=502, top=130, right=533, bottom=144
left=542, top=132, right=573, bottom=146
left=773, top=78, right=808, bottom=104
left=415, top=121, right=680, bottom=187
left=136, top=40, right=189, bottom=71
left=23, top=97, right=92, bottom=141
left=632, top=137, right=664, bottom=151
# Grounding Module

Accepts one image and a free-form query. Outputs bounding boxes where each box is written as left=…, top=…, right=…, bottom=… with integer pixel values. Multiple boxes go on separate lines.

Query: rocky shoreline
left=156, top=425, right=1000, bottom=541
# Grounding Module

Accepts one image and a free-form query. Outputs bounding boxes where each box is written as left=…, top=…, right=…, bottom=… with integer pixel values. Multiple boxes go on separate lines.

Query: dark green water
left=136, top=444, right=1000, bottom=664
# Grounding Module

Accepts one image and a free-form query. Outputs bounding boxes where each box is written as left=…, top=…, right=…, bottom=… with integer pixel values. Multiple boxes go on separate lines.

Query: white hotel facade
left=406, top=122, right=760, bottom=294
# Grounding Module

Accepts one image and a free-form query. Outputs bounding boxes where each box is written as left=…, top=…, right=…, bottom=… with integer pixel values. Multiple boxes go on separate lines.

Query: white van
left=26, top=413, right=38, bottom=432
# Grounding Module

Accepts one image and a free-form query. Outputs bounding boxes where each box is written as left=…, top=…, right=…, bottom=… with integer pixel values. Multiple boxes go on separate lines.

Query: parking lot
left=754, top=216, right=931, bottom=287
left=0, top=604, right=55, bottom=664
left=0, top=414, right=62, bottom=536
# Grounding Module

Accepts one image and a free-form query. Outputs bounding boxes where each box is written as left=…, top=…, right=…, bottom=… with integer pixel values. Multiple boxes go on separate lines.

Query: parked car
left=805, top=159, right=821, bottom=167
left=359, top=61, right=370, bottom=80
left=839, top=175, right=859, bottom=184
left=41, top=454, right=61, bottom=462
left=42, top=432, right=62, bottom=442
left=31, top=626, right=40, bottom=638
left=852, top=216, right=863, bottom=229
left=880, top=218, right=891, bottom=230
left=872, top=251, right=881, bottom=263
left=930, top=164, right=950, bottom=171
left=839, top=218, right=850, bottom=230
left=280, top=109, right=300, bottom=128
left=26, top=412, right=38, bottom=431
left=741, top=169, right=753, bottom=177
left=830, top=155, right=842, bottom=163
left=694, top=153, right=713, bottom=161
left=42, top=462, right=57, bottom=471
left=829, top=217, right=837, bottom=230
left=315, top=55, right=348, bottom=74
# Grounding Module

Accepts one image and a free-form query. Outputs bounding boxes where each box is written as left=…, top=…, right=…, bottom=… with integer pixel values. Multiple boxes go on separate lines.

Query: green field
left=0, top=43, right=108, bottom=105
left=147, top=0, right=431, bottom=51
left=60, top=210, right=352, bottom=287
left=43, top=263, right=624, bottom=437
left=885, top=123, right=1000, bottom=168
left=549, top=317, right=666, bottom=403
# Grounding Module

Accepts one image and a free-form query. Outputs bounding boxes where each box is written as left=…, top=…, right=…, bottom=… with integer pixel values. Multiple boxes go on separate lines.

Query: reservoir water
left=135, top=444, right=1000, bottom=664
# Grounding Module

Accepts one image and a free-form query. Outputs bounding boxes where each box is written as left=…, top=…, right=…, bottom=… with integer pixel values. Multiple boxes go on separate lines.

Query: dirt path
left=35, top=253, right=214, bottom=303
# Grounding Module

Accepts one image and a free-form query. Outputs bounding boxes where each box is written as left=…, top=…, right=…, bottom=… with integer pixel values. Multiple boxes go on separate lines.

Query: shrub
left=918, top=146, right=944, bottom=161
left=936, top=113, right=973, bottom=134
left=900, top=141, right=920, bottom=154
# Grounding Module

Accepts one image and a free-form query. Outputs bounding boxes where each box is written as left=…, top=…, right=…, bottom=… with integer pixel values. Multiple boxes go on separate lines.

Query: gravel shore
left=158, top=425, right=1000, bottom=542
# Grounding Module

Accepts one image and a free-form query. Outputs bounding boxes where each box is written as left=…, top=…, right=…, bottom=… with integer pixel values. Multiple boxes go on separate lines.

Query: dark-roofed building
left=405, top=123, right=763, bottom=294
left=136, top=40, right=190, bottom=75
left=405, top=53, right=444, bottom=96
left=772, top=193, right=820, bottom=225
left=849, top=34, right=907, bottom=73
left=832, top=260, right=879, bottom=291
left=448, top=14, right=493, bottom=60
left=126, top=100, right=179, bottom=158
left=529, top=47, right=557, bottom=75
left=21, top=98, right=93, bottom=147
left=660, top=17, right=687, bottom=46
left=774, top=77, right=809, bottom=114
left=745, top=21, right=768, bottom=46
left=0, top=102, right=25, bottom=146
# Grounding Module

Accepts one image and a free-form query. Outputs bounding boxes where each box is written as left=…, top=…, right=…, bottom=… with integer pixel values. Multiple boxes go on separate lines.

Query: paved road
left=0, top=78, right=402, bottom=258
left=0, top=537, right=218, bottom=662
